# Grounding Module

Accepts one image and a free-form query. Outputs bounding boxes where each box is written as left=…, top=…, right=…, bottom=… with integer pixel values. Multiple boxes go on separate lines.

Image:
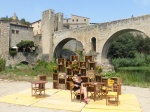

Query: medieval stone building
left=0, top=13, right=35, bottom=66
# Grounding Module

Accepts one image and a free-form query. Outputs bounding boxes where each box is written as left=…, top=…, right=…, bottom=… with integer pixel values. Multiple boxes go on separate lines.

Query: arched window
left=91, top=37, right=96, bottom=51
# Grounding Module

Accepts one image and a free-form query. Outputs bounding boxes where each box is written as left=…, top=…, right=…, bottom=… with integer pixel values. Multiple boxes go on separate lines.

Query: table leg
left=94, top=85, right=96, bottom=101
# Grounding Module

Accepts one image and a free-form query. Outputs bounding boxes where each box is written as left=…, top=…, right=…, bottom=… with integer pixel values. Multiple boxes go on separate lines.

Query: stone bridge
left=52, top=14, right=150, bottom=66
left=41, top=10, right=150, bottom=67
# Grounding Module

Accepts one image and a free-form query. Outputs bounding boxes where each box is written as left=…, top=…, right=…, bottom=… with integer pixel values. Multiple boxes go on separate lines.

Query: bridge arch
left=20, top=61, right=29, bottom=65
left=101, top=28, right=148, bottom=63
left=53, top=37, right=83, bottom=59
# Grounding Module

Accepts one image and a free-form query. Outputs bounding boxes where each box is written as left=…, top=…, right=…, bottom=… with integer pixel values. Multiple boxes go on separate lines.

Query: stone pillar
left=54, top=12, right=63, bottom=31
left=41, top=9, right=55, bottom=61
left=57, top=12, right=63, bottom=31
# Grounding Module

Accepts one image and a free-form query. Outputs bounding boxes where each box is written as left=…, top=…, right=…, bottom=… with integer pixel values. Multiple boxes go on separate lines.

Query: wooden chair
left=106, top=79, right=119, bottom=106
left=70, top=81, right=83, bottom=102
left=87, top=84, right=95, bottom=98
left=101, top=78, right=109, bottom=96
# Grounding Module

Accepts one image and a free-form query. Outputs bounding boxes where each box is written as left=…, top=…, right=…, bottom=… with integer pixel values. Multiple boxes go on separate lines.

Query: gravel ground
left=0, top=79, right=150, bottom=112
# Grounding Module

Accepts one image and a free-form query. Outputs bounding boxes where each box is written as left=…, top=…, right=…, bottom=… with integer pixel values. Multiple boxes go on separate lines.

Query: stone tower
left=41, top=9, right=63, bottom=61
left=54, top=12, right=63, bottom=31
left=12, top=13, right=18, bottom=22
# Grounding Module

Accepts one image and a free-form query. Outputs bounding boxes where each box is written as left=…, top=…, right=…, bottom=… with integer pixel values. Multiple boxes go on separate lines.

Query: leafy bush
left=9, top=48, right=17, bottom=57
left=34, top=60, right=57, bottom=76
left=103, top=71, right=120, bottom=78
left=112, top=53, right=147, bottom=67
left=17, top=40, right=34, bottom=52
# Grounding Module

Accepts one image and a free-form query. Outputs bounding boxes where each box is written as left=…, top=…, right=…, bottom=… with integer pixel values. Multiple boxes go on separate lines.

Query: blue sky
left=0, top=0, right=150, bottom=23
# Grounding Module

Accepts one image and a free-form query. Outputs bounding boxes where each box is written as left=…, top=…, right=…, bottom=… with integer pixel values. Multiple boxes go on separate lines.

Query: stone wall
left=41, top=9, right=63, bottom=61
left=0, top=20, right=10, bottom=61
left=0, top=20, right=38, bottom=66
left=54, top=13, right=63, bottom=31
left=53, top=14, right=150, bottom=66
left=10, top=24, right=34, bottom=47
left=6, top=52, right=37, bottom=66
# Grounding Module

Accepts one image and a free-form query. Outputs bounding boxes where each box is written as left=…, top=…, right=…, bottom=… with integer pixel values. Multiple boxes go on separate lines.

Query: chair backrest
left=107, top=79, right=114, bottom=86
left=106, top=79, right=115, bottom=92
left=113, top=84, right=119, bottom=94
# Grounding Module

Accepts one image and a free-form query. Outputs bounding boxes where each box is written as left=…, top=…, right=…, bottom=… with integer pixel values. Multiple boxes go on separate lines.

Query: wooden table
left=83, top=82, right=104, bottom=101
left=31, top=80, right=47, bottom=97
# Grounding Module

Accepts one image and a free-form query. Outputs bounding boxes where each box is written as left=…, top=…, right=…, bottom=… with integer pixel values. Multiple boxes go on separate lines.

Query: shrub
left=9, top=48, right=17, bottom=57
left=103, top=71, right=120, bottom=78
left=112, top=53, right=148, bottom=67
left=34, top=60, right=57, bottom=76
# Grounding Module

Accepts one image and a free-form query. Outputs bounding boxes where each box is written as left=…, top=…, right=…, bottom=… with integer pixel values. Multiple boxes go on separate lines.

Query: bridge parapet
left=54, top=24, right=98, bottom=35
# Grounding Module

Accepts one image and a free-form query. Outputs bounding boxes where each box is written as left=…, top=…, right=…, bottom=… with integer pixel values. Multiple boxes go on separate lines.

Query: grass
left=0, top=61, right=56, bottom=81
left=0, top=62, right=150, bottom=88
left=117, top=66, right=150, bottom=87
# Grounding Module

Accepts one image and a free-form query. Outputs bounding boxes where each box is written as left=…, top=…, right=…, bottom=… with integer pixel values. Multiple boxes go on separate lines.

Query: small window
left=84, top=19, right=86, bottom=22
left=66, top=19, right=68, bottom=23
left=38, top=25, right=39, bottom=28
left=76, top=19, right=78, bottom=22
left=72, top=19, right=74, bottom=22
left=12, top=30, right=15, bottom=34
left=16, top=30, right=19, bottom=34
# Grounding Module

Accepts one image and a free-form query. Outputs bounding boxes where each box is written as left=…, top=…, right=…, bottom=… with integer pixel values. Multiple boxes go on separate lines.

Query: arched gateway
left=41, top=9, right=150, bottom=67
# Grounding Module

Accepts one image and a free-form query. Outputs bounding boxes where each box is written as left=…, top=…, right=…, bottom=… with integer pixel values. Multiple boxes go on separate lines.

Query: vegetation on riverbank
left=0, top=60, right=150, bottom=87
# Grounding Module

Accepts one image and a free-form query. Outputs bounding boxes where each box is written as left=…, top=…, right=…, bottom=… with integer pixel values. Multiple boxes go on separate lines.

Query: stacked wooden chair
left=106, top=79, right=119, bottom=106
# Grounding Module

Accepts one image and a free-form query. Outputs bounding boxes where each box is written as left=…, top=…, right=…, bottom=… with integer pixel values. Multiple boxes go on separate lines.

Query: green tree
left=20, top=18, right=30, bottom=26
left=20, top=18, right=26, bottom=25
left=0, top=16, right=30, bottom=26
left=108, top=33, right=137, bottom=59
left=143, top=37, right=150, bottom=54
left=135, top=35, right=144, bottom=53
left=0, top=16, right=12, bottom=21
left=17, top=40, right=34, bottom=52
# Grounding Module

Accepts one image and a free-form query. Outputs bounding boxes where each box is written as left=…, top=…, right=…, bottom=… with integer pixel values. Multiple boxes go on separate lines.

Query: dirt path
left=122, top=85, right=150, bottom=112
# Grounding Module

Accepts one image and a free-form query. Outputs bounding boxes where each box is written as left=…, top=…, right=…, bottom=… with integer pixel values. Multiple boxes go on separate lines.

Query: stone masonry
left=41, top=9, right=63, bottom=61
left=51, top=14, right=150, bottom=66
left=0, top=20, right=9, bottom=60
left=1, top=9, right=150, bottom=68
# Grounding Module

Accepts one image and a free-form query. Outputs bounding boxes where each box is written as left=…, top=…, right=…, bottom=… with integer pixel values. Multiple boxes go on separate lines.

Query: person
left=72, top=73, right=88, bottom=104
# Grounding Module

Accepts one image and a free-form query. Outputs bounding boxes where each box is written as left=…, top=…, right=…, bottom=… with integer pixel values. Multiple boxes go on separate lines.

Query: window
left=66, top=19, right=68, bottom=23
left=12, top=30, right=15, bottom=34
left=84, top=19, right=86, bottom=22
left=16, top=30, right=19, bottom=34
left=91, top=37, right=96, bottom=51
left=72, top=19, right=74, bottom=22
left=38, top=25, right=39, bottom=28
left=76, top=19, right=78, bottom=22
